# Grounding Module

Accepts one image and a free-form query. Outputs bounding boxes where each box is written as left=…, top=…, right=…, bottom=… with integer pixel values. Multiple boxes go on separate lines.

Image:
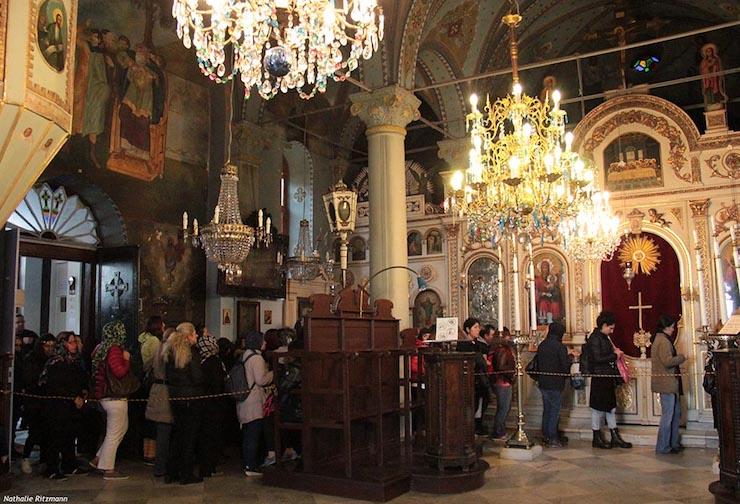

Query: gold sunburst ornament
left=618, top=235, right=661, bottom=275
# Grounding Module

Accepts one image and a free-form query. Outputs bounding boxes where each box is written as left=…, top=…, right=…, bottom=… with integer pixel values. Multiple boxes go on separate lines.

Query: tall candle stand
left=506, top=329, right=537, bottom=449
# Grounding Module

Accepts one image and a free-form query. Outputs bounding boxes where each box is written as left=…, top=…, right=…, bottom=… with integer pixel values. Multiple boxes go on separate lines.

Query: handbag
left=105, top=361, right=141, bottom=398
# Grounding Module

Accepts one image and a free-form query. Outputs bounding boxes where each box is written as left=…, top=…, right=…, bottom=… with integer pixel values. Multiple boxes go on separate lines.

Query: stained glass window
left=632, top=55, right=660, bottom=73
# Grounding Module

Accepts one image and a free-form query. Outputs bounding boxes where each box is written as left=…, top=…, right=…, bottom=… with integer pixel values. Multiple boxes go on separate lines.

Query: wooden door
left=0, top=229, right=19, bottom=465
left=96, top=246, right=139, bottom=348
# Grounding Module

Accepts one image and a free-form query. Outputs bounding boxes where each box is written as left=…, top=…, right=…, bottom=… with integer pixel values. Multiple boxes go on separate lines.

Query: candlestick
left=193, top=218, right=199, bottom=236
left=183, top=211, right=188, bottom=231
left=710, top=220, right=727, bottom=322
left=497, top=246, right=504, bottom=332
left=214, top=205, right=220, bottom=224
left=528, top=243, right=537, bottom=331
left=695, top=247, right=708, bottom=327
left=512, top=248, right=521, bottom=332
left=258, top=209, right=263, bottom=228
left=266, top=216, right=271, bottom=232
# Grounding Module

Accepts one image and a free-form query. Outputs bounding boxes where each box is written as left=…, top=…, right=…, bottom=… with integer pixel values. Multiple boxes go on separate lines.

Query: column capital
left=689, top=198, right=710, bottom=218
left=437, top=137, right=470, bottom=170
left=350, top=85, right=421, bottom=134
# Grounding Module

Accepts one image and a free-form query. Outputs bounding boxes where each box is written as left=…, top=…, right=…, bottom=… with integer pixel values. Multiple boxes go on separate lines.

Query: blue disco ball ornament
left=263, top=46, right=291, bottom=78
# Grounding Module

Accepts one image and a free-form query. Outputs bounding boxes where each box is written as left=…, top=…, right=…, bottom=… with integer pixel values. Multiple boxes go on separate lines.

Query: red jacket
left=93, top=345, right=131, bottom=399
left=410, top=339, right=427, bottom=382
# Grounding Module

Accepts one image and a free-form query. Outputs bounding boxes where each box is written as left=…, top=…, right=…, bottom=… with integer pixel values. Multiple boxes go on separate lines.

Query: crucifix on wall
left=106, top=271, right=129, bottom=312
left=629, top=291, right=653, bottom=331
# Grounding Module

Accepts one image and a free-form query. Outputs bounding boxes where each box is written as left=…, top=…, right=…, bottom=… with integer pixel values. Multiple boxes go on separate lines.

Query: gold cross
left=628, top=292, right=653, bottom=330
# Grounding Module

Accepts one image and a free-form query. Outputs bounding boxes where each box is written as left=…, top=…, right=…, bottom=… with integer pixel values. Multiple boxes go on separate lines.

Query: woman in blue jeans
left=650, top=315, right=686, bottom=454
left=535, top=322, right=571, bottom=447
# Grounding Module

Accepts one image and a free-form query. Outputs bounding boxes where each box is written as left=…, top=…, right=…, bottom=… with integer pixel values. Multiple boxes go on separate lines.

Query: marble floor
left=2, top=440, right=719, bottom=504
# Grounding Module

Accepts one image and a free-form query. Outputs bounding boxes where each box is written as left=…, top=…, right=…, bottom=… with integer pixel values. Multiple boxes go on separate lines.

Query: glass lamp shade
left=323, top=181, right=358, bottom=233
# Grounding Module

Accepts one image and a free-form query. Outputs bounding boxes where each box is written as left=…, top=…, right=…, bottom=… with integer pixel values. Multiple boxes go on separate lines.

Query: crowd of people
left=8, top=306, right=692, bottom=484
left=10, top=314, right=303, bottom=483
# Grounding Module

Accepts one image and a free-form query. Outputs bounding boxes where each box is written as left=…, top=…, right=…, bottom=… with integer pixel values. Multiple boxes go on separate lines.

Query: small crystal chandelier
left=286, top=219, right=322, bottom=281
left=559, top=190, right=622, bottom=262
left=172, top=0, right=384, bottom=100
left=445, top=9, right=594, bottom=243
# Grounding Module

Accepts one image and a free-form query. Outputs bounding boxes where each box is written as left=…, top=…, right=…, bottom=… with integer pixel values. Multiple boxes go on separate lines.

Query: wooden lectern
left=709, top=348, right=740, bottom=503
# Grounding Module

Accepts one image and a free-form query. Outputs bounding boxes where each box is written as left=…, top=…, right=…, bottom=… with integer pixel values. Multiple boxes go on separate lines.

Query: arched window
left=466, top=256, right=500, bottom=326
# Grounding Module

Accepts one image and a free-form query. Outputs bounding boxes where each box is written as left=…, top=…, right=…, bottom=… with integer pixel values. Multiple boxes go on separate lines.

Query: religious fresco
left=408, top=231, right=423, bottom=257
left=38, top=0, right=68, bottom=72
left=720, top=242, right=740, bottom=316
left=413, top=290, right=443, bottom=329
left=602, top=133, right=663, bottom=192
left=426, top=229, right=443, bottom=254
left=137, top=223, right=204, bottom=324
left=466, top=256, right=499, bottom=327
left=534, top=252, right=566, bottom=326
left=69, top=0, right=208, bottom=180
left=350, top=236, right=367, bottom=262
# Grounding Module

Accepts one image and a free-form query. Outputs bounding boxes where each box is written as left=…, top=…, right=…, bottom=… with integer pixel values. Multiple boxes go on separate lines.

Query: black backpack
left=225, top=353, right=256, bottom=402
left=580, top=338, right=592, bottom=375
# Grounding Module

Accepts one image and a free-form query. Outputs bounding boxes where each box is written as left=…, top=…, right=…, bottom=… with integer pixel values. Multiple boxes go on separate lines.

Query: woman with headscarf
left=20, top=333, right=55, bottom=474
left=237, top=331, right=273, bottom=476
left=651, top=315, right=686, bottom=454
left=196, top=333, right=228, bottom=477
left=89, top=320, right=134, bottom=480
left=40, top=331, right=89, bottom=479
left=164, top=322, right=205, bottom=484
left=145, top=327, right=175, bottom=478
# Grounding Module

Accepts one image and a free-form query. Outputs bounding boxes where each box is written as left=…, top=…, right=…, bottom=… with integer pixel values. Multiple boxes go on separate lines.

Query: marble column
left=689, top=199, right=714, bottom=329
left=350, top=86, right=421, bottom=328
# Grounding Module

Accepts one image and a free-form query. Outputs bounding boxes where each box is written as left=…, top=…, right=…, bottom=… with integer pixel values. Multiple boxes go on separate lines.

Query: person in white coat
left=236, top=331, right=273, bottom=476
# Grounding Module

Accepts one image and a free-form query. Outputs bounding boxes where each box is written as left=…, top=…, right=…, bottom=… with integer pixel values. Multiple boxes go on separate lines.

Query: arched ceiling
left=257, top=0, right=739, bottom=162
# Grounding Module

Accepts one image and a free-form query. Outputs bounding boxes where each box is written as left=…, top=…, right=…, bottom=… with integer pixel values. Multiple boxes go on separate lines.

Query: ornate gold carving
left=670, top=207, right=683, bottom=227
left=713, top=202, right=739, bottom=236
left=705, top=151, right=740, bottom=180
left=444, top=223, right=460, bottom=316
left=689, top=199, right=710, bottom=218
left=398, top=0, right=433, bottom=88
left=611, top=182, right=740, bottom=202
left=583, top=109, right=692, bottom=183
left=350, top=86, right=421, bottom=130
left=626, top=208, right=645, bottom=234
left=691, top=156, right=702, bottom=183
left=573, top=94, right=701, bottom=153
left=618, top=235, right=661, bottom=275
left=26, top=0, right=76, bottom=122
left=574, top=260, right=584, bottom=333
left=647, top=208, right=670, bottom=228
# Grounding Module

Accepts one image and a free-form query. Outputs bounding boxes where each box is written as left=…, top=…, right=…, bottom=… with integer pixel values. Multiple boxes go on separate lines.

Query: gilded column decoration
left=444, top=223, right=460, bottom=317
left=574, top=260, right=585, bottom=333
left=713, top=202, right=740, bottom=235
left=689, top=199, right=714, bottom=326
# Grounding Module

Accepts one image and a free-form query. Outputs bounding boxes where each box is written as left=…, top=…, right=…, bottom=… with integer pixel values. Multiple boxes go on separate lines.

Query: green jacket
left=138, top=332, right=161, bottom=374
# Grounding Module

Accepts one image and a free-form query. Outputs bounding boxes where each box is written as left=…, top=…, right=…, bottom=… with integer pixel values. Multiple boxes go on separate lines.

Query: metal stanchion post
left=505, top=330, right=536, bottom=449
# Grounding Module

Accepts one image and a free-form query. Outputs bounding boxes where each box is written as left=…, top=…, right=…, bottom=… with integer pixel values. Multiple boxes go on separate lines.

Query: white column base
left=500, top=444, right=543, bottom=461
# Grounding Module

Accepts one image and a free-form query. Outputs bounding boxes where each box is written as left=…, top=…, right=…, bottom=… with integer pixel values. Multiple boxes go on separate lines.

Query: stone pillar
left=350, top=86, right=421, bottom=328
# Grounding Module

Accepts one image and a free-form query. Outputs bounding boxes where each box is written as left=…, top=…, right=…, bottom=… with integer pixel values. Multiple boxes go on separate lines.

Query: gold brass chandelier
left=173, top=0, right=384, bottom=100
left=446, top=11, right=594, bottom=243
left=559, top=190, right=622, bottom=262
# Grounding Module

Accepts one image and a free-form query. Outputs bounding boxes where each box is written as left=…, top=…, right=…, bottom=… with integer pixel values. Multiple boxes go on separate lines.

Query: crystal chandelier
left=286, top=219, right=322, bottom=281
left=445, top=11, right=594, bottom=243
left=183, top=164, right=271, bottom=276
left=559, top=190, right=622, bottom=262
left=172, top=0, right=384, bottom=100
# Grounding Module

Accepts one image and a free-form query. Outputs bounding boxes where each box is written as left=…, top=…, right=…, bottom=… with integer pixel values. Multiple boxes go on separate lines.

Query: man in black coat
left=536, top=322, right=571, bottom=447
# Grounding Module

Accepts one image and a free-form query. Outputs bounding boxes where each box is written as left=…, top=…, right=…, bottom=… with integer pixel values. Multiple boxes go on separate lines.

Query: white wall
left=216, top=297, right=285, bottom=342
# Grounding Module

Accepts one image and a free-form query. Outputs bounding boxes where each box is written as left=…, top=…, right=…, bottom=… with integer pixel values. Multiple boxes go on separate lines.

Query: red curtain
left=600, top=232, right=682, bottom=357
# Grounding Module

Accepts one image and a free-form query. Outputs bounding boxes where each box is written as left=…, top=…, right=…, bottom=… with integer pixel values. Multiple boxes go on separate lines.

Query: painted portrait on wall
left=603, top=133, right=663, bottom=192
left=534, top=252, right=566, bottom=326
left=408, top=231, right=422, bottom=257
left=38, top=0, right=68, bottom=72
left=350, top=236, right=367, bottom=262
left=413, top=290, right=443, bottom=329
left=426, top=229, right=443, bottom=254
